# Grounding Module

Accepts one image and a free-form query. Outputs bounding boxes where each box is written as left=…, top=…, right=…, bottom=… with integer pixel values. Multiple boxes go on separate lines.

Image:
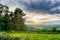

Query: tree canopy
left=0, top=4, right=28, bottom=31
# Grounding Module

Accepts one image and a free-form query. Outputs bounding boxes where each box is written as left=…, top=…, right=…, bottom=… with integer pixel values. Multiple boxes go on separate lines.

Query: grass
left=8, top=33, right=60, bottom=40
left=0, top=31, right=60, bottom=40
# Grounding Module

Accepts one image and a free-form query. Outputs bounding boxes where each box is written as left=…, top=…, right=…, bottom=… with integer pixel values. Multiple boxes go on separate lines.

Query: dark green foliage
left=3, top=14, right=11, bottom=30
left=0, top=4, right=28, bottom=31
left=13, top=8, right=28, bottom=31
left=52, top=27, right=57, bottom=32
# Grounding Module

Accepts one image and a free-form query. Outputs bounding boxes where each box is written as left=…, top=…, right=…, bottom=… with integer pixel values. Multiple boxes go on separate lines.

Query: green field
left=0, top=32, right=60, bottom=40
left=10, top=33, right=60, bottom=40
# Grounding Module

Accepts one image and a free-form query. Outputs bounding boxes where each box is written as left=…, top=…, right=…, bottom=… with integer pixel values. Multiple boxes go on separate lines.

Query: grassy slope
left=0, top=32, right=60, bottom=40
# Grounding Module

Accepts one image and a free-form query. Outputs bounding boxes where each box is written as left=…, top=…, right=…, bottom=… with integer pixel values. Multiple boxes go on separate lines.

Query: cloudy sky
left=0, top=0, right=60, bottom=26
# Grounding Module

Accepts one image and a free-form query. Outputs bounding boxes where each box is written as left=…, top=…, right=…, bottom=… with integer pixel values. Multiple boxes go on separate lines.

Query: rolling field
left=1, top=32, right=60, bottom=40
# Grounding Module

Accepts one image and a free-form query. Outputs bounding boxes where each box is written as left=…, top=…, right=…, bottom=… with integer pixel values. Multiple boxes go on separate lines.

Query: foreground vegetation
left=0, top=31, right=60, bottom=40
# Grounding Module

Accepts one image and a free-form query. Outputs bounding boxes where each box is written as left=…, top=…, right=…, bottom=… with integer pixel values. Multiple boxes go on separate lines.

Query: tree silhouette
left=13, top=8, right=27, bottom=31
left=3, top=5, right=12, bottom=30
left=0, top=4, right=3, bottom=14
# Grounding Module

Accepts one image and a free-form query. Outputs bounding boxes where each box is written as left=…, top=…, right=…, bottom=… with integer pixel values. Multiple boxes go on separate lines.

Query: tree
left=0, top=4, right=3, bottom=14
left=3, top=14, right=11, bottom=30
left=3, top=5, right=11, bottom=30
left=0, top=4, right=4, bottom=30
left=13, top=8, right=27, bottom=31
left=52, top=27, right=57, bottom=32
left=9, top=12, right=14, bottom=30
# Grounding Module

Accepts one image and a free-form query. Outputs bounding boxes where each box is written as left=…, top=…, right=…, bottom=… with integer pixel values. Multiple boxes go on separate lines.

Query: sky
left=0, top=0, right=60, bottom=26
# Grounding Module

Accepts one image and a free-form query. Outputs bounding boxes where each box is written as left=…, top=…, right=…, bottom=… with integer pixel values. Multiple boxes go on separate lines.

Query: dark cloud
left=20, top=0, right=60, bottom=14
left=0, top=0, right=60, bottom=14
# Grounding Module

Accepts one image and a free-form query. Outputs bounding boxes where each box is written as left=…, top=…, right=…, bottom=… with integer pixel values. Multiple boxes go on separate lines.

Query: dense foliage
left=0, top=4, right=28, bottom=31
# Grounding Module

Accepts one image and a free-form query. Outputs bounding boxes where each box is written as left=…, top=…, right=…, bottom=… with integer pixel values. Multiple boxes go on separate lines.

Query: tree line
left=0, top=4, right=28, bottom=31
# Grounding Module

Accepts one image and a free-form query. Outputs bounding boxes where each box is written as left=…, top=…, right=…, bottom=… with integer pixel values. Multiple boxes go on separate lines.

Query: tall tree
left=13, top=8, right=27, bottom=31
left=3, top=5, right=11, bottom=30
left=9, top=12, right=14, bottom=30
left=0, top=4, right=4, bottom=30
